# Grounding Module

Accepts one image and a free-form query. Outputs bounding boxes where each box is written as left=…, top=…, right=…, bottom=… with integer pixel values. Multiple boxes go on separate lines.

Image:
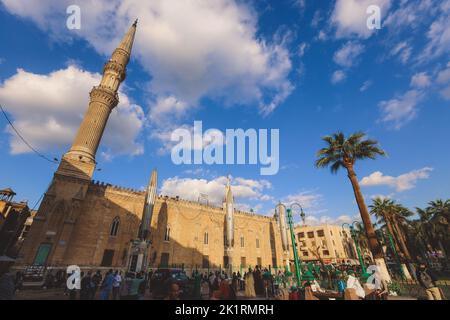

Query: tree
left=370, top=198, right=413, bottom=261
left=315, top=132, right=390, bottom=279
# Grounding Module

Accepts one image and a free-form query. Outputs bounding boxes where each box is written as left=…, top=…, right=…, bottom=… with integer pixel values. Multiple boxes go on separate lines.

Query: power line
left=0, top=104, right=59, bottom=164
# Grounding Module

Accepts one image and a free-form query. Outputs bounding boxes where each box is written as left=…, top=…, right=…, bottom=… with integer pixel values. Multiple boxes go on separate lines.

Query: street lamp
left=278, top=202, right=305, bottom=288
left=342, top=221, right=369, bottom=280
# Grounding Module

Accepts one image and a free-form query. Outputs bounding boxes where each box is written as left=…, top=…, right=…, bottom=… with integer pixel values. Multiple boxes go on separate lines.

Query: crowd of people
left=0, top=260, right=446, bottom=300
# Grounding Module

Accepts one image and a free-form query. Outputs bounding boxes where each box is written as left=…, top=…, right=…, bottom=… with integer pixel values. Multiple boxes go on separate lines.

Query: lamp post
left=278, top=202, right=305, bottom=288
left=342, top=221, right=369, bottom=279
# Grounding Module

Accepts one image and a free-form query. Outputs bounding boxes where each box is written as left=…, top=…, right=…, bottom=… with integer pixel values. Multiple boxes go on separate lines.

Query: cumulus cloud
left=281, top=191, right=322, bottom=211
left=301, top=214, right=354, bottom=227
left=331, top=0, right=391, bottom=39
left=0, top=66, right=144, bottom=156
left=360, top=167, right=433, bottom=192
left=411, top=72, right=431, bottom=88
left=378, top=89, right=424, bottom=129
left=333, top=41, right=365, bottom=68
left=331, top=70, right=346, bottom=84
left=1, top=0, right=293, bottom=124
left=160, top=175, right=272, bottom=207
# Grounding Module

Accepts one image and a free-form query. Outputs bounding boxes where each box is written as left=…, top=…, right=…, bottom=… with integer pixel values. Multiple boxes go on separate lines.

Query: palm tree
left=427, top=200, right=450, bottom=259
left=316, top=132, right=390, bottom=278
left=370, top=198, right=416, bottom=279
left=370, top=198, right=402, bottom=254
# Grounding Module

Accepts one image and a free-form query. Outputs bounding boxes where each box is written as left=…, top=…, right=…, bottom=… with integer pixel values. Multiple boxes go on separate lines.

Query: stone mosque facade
left=16, top=22, right=293, bottom=272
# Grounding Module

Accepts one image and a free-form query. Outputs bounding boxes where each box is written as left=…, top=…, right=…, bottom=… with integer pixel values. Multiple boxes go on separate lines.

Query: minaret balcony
left=103, top=60, right=126, bottom=81
left=90, top=86, right=120, bottom=108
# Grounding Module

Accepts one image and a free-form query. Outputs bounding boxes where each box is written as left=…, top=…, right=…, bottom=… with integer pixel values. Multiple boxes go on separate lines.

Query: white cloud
left=390, top=41, right=412, bottom=64
left=301, top=214, right=353, bottom=227
left=378, top=89, right=424, bottom=129
left=437, top=62, right=450, bottom=100
left=281, top=191, right=322, bottom=211
left=384, top=0, right=434, bottom=31
left=420, top=1, right=450, bottom=62
left=370, top=193, right=394, bottom=200
left=298, top=42, right=309, bottom=57
left=160, top=175, right=272, bottom=207
left=360, top=80, right=372, bottom=92
left=331, top=0, right=392, bottom=39
left=0, top=66, right=144, bottom=156
left=331, top=70, right=346, bottom=84
left=410, top=72, right=431, bottom=88
left=333, top=41, right=365, bottom=68
left=360, top=167, right=433, bottom=192
left=1, top=0, right=293, bottom=120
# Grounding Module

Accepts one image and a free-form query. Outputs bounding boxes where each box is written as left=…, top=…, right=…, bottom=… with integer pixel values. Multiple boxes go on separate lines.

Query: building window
left=302, top=251, right=309, bottom=257
left=330, top=230, right=333, bottom=236
left=257, top=257, right=262, bottom=267
left=204, top=232, right=209, bottom=245
left=101, top=249, right=114, bottom=267
left=323, top=250, right=330, bottom=256
left=241, top=257, right=246, bottom=268
left=110, top=217, right=120, bottom=237
left=256, top=238, right=260, bottom=249
left=160, top=252, right=169, bottom=267
left=298, top=232, right=305, bottom=238
left=307, top=231, right=314, bottom=239
left=317, top=230, right=325, bottom=237
left=164, top=226, right=170, bottom=241
left=240, top=236, right=244, bottom=248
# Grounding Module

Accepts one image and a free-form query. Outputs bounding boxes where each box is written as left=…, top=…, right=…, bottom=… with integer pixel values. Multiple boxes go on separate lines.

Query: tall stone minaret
left=223, top=177, right=234, bottom=271
left=276, top=202, right=290, bottom=268
left=19, top=21, right=139, bottom=267
left=140, top=168, right=158, bottom=240
left=59, top=20, right=138, bottom=178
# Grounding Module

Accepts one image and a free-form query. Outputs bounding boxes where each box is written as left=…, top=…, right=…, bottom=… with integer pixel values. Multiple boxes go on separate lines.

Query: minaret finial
left=133, top=19, right=138, bottom=27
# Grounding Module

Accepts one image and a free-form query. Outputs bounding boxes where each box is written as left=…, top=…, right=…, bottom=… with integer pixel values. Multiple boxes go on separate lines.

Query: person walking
left=91, top=270, right=102, bottom=299
left=99, top=269, right=114, bottom=300
left=416, top=264, right=443, bottom=300
left=112, top=271, right=122, bottom=300
left=244, top=268, right=256, bottom=298
left=80, top=271, right=92, bottom=300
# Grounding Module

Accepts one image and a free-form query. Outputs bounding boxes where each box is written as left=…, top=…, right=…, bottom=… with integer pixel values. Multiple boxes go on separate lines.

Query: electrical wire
left=0, top=104, right=59, bottom=164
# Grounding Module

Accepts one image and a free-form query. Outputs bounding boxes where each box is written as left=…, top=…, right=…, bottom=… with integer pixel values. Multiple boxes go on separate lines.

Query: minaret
left=140, top=168, right=157, bottom=240
left=224, top=177, right=234, bottom=271
left=276, top=202, right=290, bottom=268
left=60, top=20, right=138, bottom=178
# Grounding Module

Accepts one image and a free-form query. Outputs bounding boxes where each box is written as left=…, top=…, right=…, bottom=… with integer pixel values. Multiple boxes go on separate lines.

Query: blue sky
left=0, top=0, right=449, bottom=225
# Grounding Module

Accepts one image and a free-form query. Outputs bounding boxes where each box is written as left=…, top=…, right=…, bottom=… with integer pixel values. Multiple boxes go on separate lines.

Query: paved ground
left=15, top=288, right=421, bottom=300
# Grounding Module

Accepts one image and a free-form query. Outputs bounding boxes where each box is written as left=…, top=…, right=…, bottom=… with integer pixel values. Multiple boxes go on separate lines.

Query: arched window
left=110, top=217, right=120, bottom=237
left=256, top=238, right=260, bottom=249
left=204, top=232, right=209, bottom=245
left=164, top=226, right=170, bottom=241
left=240, top=236, right=245, bottom=248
